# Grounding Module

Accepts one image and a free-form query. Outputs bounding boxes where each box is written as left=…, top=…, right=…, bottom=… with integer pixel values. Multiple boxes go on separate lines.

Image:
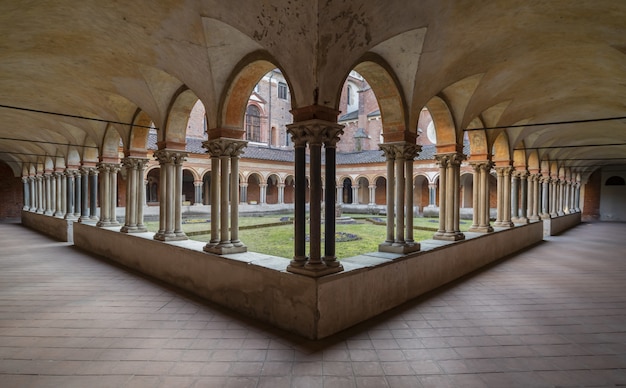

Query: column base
left=154, top=232, right=188, bottom=241
left=203, top=243, right=247, bottom=254
left=468, top=225, right=494, bottom=233
left=433, top=232, right=465, bottom=241
left=378, top=242, right=421, bottom=254
left=540, top=213, right=552, bottom=220
left=286, top=262, right=343, bottom=277
left=512, top=217, right=528, bottom=224
left=97, top=220, right=120, bottom=227
left=557, top=211, right=565, bottom=216
left=44, top=210, right=53, bottom=216
left=493, top=221, right=514, bottom=228
left=64, top=215, right=78, bottom=221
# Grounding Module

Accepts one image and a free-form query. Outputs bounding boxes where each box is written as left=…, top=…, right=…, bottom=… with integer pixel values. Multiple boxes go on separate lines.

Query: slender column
left=518, top=171, right=528, bottom=223
left=287, top=129, right=306, bottom=268
left=44, top=174, right=52, bottom=215
left=111, top=165, right=120, bottom=225
left=97, top=164, right=110, bottom=226
left=395, top=145, right=406, bottom=244
left=173, top=154, right=186, bottom=238
left=380, top=145, right=395, bottom=245
left=79, top=168, right=90, bottom=222
left=230, top=150, right=244, bottom=247
left=528, top=173, right=540, bottom=221
left=89, top=169, right=99, bottom=221
left=434, top=153, right=465, bottom=241
left=564, top=181, right=571, bottom=214
left=494, top=166, right=514, bottom=227
left=557, top=180, right=565, bottom=216
left=240, top=182, right=248, bottom=204
left=368, top=185, right=376, bottom=206
left=511, top=172, right=519, bottom=221
left=22, top=177, right=30, bottom=210
left=469, top=162, right=493, bottom=233
left=74, top=172, right=81, bottom=218
left=202, top=138, right=247, bottom=253
left=193, top=181, right=203, bottom=205
left=277, top=183, right=285, bottom=204
left=29, top=177, right=36, bottom=211
left=574, top=182, right=581, bottom=212
left=64, top=170, right=76, bottom=219
left=493, top=167, right=504, bottom=226
left=352, top=185, right=359, bottom=204
left=541, top=176, right=550, bottom=219
left=336, top=186, right=344, bottom=205
left=121, top=158, right=138, bottom=233
left=428, top=183, right=437, bottom=207
left=323, top=127, right=343, bottom=268
left=469, top=163, right=480, bottom=230
left=36, top=176, right=44, bottom=213
left=405, top=153, right=415, bottom=243
left=136, top=160, right=147, bottom=232
left=286, top=119, right=343, bottom=277
left=259, top=183, right=268, bottom=204
left=209, top=156, right=220, bottom=246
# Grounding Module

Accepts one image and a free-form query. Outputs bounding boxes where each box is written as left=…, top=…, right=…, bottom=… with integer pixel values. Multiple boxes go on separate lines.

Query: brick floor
left=1, top=221, right=625, bottom=387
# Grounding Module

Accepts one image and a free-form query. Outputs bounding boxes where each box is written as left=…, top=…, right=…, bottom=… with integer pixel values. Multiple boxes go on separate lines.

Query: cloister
left=0, top=1, right=625, bottom=385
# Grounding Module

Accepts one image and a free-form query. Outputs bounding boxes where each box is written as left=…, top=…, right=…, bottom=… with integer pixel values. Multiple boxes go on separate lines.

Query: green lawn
left=144, top=214, right=471, bottom=260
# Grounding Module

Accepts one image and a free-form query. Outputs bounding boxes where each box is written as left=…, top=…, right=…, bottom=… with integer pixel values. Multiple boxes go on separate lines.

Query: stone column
left=510, top=172, right=519, bottom=222
left=79, top=167, right=90, bottom=222
left=121, top=157, right=148, bottom=233
left=35, top=175, right=43, bottom=213
left=469, top=161, right=494, bottom=233
left=277, top=183, right=285, bottom=204
left=352, top=185, right=359, bottom=205
left=557, top=180, right=565, bottom=216
left=573, top=182, right=581, bottom=212
left=193, top=181, right=203, bottom=205
left=380, top=144, right=396, bottom=245
left=153, top=150, right=187, bottom=241
left=89, top=169, right=99, bottom=221
left=528, top=173, right=540, bottom=221
left=22, top=177, right=30, bottom=210
left=74, top=172, right=81, bottom=218
left=96, top=163, right=120, bottom=227
left=323, top=128, right=341, bottom=269
left=540, top=176, right=550, bottom=219
left=427, top=183, right=437, bottom=207
left=202, top=138, right=247, bottom=253
left=259, top=183, right=268, bottom=204
left=368, top=185, right=376, bottom=206
left=517, top=171, right=528, bottom=224
left=434, top=153, right=465, bottom=241
left=28, top=176, right=36, bottom=211
left=64, top=170, right=77, bottom=220
left=564, top=181, right=571, bottom=214
left=285, top=119, right=344, bottom=277
left=336, top=185, right=344, bottom=205
left=493, top=166, right=514, bottom=228
left=43, top=173, right=52, bottom=215
left=240, top=182, right=248, bottom=204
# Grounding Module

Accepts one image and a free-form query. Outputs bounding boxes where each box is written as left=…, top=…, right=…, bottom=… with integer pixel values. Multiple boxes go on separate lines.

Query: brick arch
left=352, top=54, right=410, bottom=143
left=100, top=124, right=121, bottom=163
left=425, top=95, right=460, bottom=154
left=161, top=87, right=200, bottom=150
left=216, top=52, right=289, bottom=140
left=126, top=109, right=153, bottom=157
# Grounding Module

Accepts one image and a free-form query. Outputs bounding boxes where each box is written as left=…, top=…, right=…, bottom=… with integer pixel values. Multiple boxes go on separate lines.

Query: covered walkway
left=1, top=222, right=625, bottom=387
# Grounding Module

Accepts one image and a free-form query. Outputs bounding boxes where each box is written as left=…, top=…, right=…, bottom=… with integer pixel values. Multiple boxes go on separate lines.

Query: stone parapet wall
left=543, top=212, right=582, bottom=236
left=21, top=210, right=73, bottom=243
left=72, top=220, right=544, bottom=340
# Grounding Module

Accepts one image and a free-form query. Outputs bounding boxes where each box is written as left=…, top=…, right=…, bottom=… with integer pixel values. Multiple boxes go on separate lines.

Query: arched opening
left=284, top=175, right=295, bottom=204
left=247, top=173, right=262, bottom=204
left=375, top=177, right=386, bottom=205
left=460, top=172, right=473, bottom=209
left=342, top=178, right=353, bottom=204
left=202, top=172, right=211, bottom=205
left=414, top=175, right=429, bottom=214
left=146, top=168, right=160, bottom=204
left=266, top=174, right=279, bottom=204
left=357, top=177, right=369, bottom=205
left=182, top=169, right=195, bottom=205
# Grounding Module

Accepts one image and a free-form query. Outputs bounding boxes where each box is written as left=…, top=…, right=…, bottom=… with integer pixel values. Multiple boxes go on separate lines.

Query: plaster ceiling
left=0, top=0, right=624, bottom=177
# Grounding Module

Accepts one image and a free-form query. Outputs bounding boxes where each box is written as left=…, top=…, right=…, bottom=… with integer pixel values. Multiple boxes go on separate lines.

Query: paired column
left=121, top=157, right=148, bottom=233
left=493, top=166, right=513, bottom=227
left=468, top=161, right=494, bottom=233
left=528, top=173, right=541, bottom=221
left=22, top=177, right=30, bottom=210
left=540, top=176, right=551, bottom=219
left=368, top=185, right=376, bottom=205
left=285, top=120, right=344, bottom=277
left=78, top=167, right=91, bottom=222
left=153, top=150, right=188, bottom=241
left=193, top=181, right=203, bottom=205
left=557, top=180, right=565, bottom=216
left=35, top=175, right=44, bottom=213
left=277, top=183, right=285, bottom=204
left=28, top=176, right=37, bottom=211
left=202, top=139, right=247, bottom=253
left=433, top=153, right=465, bottom=241
left=96, top=163, right=120, bottom=227
left=379, top=142, right=421, bottom=252
left=43, top=173, right=53, bottom=215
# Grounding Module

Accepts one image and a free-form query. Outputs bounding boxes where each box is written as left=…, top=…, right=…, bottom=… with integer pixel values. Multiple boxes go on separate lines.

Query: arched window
left=245, top=105, right=261, bottom=142
left=606, top=176, right=625, bottom=186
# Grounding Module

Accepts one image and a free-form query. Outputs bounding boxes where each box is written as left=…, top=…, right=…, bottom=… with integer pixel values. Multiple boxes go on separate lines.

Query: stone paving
left=0, top=221, right=625, bottom=387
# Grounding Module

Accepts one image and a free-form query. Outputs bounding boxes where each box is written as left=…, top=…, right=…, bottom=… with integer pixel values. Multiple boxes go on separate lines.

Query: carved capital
left=202, top=138, right=247, bottom=158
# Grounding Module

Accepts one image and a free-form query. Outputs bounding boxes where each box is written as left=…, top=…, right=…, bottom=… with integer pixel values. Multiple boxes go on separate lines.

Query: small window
left=278, top=82, right=288, bottom=100
left=605, top=176, right=625, bottom=186
left=245, top=105, right=261, bottom=142
left=347, top=85, right=352, bottom=106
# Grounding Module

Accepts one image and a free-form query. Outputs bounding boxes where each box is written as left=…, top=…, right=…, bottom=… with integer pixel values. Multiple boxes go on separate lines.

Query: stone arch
left=217, top=52, right=289, bottom=140
left=247, top=172, right=263, bottom=204
left=100, top=125, right=121, bottom=163
left=492, top=131, right=512, bottom=165
left=126, top=109, right=153, bottom=157
left=352, top=54, right=409, bottom=143
left=355, top=176, right=370, bottom=205
left=527, top=150, right=540, bottom=173
left=425, top=96, right=459, bottom=153
left=161, top=87, right=200, bottom=149
left=66, top=148, right=81, bottom=168
left=266, top=173, right=280, bottom=204
left=466, top=117, right=489, bottom=160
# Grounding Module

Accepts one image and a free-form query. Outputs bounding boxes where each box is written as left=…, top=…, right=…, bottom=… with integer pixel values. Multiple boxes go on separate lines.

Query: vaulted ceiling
left=0, top=0, right=624, bottom=178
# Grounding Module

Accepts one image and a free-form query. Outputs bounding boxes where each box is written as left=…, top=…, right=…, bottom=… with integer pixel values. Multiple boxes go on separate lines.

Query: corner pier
left=20, top=209, right=579, bottom=339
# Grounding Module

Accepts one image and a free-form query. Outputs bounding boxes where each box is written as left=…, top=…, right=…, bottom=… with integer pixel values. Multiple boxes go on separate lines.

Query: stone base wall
left=72, top=220, right=544, bottom=339
left=21, top=210, right=73, bottom=243
left=543, top=212, right=582, bottom=236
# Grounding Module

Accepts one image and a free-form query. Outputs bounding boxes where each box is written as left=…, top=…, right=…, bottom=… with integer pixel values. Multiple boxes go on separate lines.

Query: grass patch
left=143, top=213, right=472, bottom=260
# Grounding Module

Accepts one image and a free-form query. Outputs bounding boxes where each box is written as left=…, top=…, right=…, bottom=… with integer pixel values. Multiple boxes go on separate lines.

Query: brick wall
left=0, top=162, right=23, bottom=219
left=582, top=170, right=601, bottom=221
